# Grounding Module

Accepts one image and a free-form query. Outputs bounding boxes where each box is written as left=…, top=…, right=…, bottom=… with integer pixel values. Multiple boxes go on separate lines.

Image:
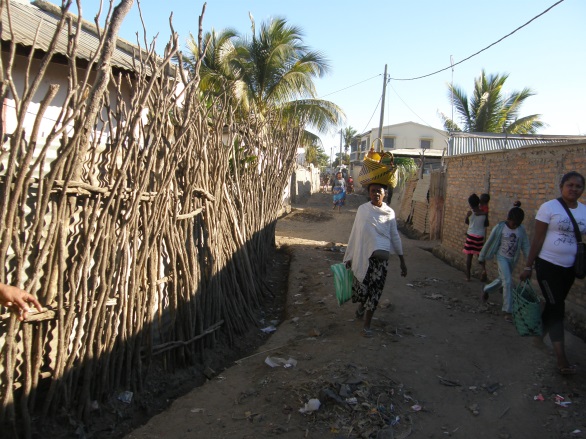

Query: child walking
left=478, top=201, right=530, bottom=322
left=463, top=194, right=489, bottom=281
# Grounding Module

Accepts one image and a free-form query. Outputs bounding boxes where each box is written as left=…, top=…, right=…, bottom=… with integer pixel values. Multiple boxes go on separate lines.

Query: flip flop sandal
left=361, top=328, right=373, bottom=338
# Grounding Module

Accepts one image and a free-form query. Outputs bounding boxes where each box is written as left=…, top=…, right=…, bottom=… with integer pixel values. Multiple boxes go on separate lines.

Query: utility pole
left=377, top=64, right=388, bottom=148
left=339, top=129, right=343, bottom=166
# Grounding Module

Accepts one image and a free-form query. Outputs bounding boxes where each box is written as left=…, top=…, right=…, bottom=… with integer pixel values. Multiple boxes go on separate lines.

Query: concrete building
left=349, top=121, right=447, bottom=182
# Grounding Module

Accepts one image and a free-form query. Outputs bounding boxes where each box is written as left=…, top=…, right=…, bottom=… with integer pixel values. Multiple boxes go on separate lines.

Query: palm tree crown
left=184, top=16, right=344, bottom=140
left=441, top=69, right=544, bottom=134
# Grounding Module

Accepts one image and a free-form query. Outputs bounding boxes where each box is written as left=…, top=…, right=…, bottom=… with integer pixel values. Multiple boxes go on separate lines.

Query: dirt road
left=125, top=192, right=586, bottom=439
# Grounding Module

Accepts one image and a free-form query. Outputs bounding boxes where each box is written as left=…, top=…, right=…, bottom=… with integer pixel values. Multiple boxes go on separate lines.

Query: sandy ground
left=123, top=191, right=586, bottom=439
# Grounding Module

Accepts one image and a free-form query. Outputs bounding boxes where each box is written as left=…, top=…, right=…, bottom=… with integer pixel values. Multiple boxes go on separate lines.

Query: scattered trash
left=437, top=376, right=461, bottom=387
left=338, top=384, right=352, bottom=398
left=318, top=271, right=325, bottom=275
left=406, top=283, right=414, bottom=287
left=299, top=398, right=321, bottom=413
left=571, top=429, right=582, bottom=435
left=117, top=391, right=133, bottom=404
left=90, top=400, right=99, bottom=411
left=291, top=317, right=300, bottom=324
left=319, top=387, right=346, bottom=405
left=190, top=408, right=205, bottom=413
left=264, top=356, right=297, bottom=368
left=467, top=403, right=480, bottom=416
left=411, top=404, right=422, bottom=411
left=534, top=394, right=545, bottom=401
left=261, top=325, right=277, bottom=333
left=203, top=366, right=216, bottom=380
left=424, top=293, right=444, bottom=300
left=486, top=382, right=501, bottom=393
left=555, top=395, right=572, bottom=407
left=346, top=397, right=358, bottom=405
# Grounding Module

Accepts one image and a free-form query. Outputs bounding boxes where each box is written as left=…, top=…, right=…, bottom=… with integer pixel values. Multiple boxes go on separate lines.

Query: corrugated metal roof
left=392, top=148, right=444, bottom=158
left=448, top=132, right=586, bottom=156
left=1, top=0, right=146, bottom=73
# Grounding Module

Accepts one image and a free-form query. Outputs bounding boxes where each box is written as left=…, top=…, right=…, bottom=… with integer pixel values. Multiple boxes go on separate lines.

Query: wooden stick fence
left=0, top=2, right=301, bottom=436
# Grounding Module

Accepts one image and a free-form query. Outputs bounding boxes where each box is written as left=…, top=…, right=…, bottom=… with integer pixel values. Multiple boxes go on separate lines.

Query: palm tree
left=342, top=126, right=357, bottom=164
left=184, top=16, right=344, bottom=138
left=440, top=69, right=544, bottom=134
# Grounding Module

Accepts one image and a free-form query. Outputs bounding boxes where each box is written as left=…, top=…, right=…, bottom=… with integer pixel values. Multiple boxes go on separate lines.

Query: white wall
left=1, top=53, right=135, bottom=179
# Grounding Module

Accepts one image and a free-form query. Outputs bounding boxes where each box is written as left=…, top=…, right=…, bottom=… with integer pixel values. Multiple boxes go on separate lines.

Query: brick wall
left=435, top=141, right=586, bottom=338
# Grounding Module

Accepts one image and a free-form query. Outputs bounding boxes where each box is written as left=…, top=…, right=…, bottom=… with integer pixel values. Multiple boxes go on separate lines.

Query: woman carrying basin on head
left=343, top=183, right=407, bottom=337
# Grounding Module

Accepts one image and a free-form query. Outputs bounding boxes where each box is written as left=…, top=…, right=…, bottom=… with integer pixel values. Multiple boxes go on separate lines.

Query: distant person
left=347, top=176, right=354, bottom=194
left=331, top=171, right=346, bottom=213
left=463, top=193, right=489, bottom=281
left=343, top=183, right=407, bottom=337
left=520, top=171, right=586, bottom=376
left=479, top=201, right=530, bottom=322
left=0, top=282, right=42, bottom=321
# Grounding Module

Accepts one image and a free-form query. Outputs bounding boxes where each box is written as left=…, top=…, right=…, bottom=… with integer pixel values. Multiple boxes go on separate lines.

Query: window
left=420, top=138, right=432, bottom=150
left=383, top=137, right=395, bottom=149
left=360, top=140, right=367, bottom=151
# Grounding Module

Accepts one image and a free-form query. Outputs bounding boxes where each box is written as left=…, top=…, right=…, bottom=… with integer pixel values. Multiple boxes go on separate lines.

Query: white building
left=349, top=121, right=448, bottom=180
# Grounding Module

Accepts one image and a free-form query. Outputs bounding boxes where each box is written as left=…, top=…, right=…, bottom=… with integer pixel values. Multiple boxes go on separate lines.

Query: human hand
left=466, top=210, right=472, bottom=217
left=400, top=261, right=407, bottom=277
left=519, top=269, right=532, bottom=282
left=345, top=261, right=351, bottom=269
left=0, top=283, right=43, bottom=321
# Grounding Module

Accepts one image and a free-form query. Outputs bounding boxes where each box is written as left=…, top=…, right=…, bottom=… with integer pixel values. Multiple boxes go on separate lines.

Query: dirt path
left=125, top=192, right=586, bottom=439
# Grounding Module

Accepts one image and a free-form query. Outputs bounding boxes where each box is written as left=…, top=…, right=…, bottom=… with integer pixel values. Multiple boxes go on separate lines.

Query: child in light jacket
left=479, top=201, right=530, bottom=322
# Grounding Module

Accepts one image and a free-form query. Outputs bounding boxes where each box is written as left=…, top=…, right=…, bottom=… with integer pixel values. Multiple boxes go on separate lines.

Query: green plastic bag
left=512, top=280, right=543, bottom=336
left=330, top=263, right=354, bottom=306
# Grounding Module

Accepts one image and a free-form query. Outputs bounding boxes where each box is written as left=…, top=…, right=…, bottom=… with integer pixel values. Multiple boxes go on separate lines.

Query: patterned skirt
left=463, top=233, right=484, bottom=255
left=332, top=187, right=346, bottom=206
left=351, top=257, right=389, bottom=311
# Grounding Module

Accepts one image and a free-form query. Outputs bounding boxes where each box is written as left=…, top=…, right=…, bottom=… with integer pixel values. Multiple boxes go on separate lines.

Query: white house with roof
left=348, top=121, right=448, bottom=181
left=0, top=0, right=159, bottom=179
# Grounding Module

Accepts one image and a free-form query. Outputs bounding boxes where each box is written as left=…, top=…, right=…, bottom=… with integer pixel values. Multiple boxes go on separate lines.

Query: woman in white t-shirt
left=521, top=171, right=586, bottom=376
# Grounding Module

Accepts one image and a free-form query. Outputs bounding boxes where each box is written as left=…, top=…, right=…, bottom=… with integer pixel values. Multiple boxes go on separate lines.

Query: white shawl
left=343, top=202, right=403, bottom=283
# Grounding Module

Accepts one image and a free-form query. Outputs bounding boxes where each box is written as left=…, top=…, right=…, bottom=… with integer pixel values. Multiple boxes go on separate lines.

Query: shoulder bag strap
left=557, top=198, right=583, bottom=243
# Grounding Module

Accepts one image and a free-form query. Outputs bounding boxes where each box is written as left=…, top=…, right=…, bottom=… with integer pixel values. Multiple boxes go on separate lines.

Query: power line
left=388, top=82, right=448, bottom=138
left=360, top=95, right=383, bottom=135
left=388, top=0, right=565, bottom=81
left=319, top=73, right=382, bottom=98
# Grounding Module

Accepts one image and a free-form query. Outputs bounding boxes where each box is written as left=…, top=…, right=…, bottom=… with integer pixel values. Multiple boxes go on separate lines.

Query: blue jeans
left=496, top=255, right=514, bottom=313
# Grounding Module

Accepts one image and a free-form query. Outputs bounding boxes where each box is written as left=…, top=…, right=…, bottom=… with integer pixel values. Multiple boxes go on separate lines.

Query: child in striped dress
left=463, top=193, right=488, bottom=281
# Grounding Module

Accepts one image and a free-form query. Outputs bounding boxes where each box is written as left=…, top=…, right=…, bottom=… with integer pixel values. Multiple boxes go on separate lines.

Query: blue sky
left=75, top=0, right=585, bottom=157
